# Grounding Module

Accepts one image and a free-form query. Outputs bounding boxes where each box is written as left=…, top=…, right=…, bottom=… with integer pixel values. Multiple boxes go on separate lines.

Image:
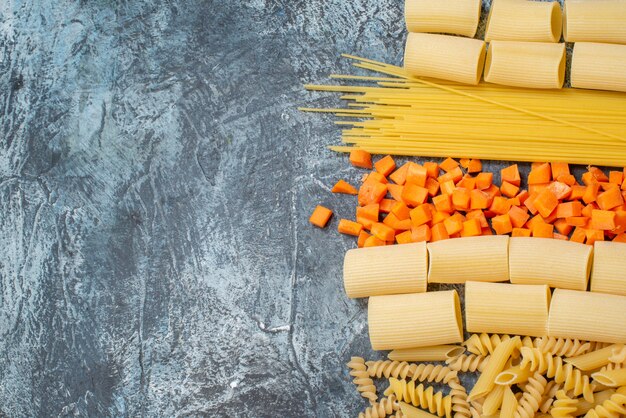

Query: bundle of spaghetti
left=301, top=55, right=626, bottom=166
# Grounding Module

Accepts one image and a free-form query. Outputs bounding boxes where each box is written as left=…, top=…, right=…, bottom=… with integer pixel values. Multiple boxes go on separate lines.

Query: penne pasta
left=563, top=0, right=626, bottom=44
left=427, top=235, right=509, bottom=284
left=591, top=368, right=626, bottom=387
left=486, top=0, right=562, bottom=42
left=484, top=41, right=566, bottom=89
left=400, top=401, right=442, bottom=418
left=368, top=290, right=463, bottom=350
left=483, top=384, right=506, bottom=416
left=343, top=242, right=428, bottom=298
left=495, top=365, right=532, bottom=385
left=404, top=33, right=486, bottom=85
left=465, top=282, right=551, bottom=337
left=469, top=336, right=521, bottom=401
left=388, top=345, right=465, bottom=362
left=564, top=344, right=623, bottom=371
left=508, top=237, right=593, bottom=290
left=574, top=389, right=616, bottom=415
left=405, top=0, right=482, bottom=37
left=591, top=241, right=626, bottom=296
left=499, top=386, right=518, bottom=418
left=548, top=289, right=626, bottom=344
left=571, top=42, right=626, bottom=93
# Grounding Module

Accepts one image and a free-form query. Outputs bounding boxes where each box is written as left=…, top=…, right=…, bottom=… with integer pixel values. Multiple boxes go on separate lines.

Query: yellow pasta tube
left=592, top=368, right=626, bottom=387
left=571, top=42, right=626, bottom=93
left=389, top=345, right=465, bottom=362
left=469, top=336, right=521, bottom=401
left=548, top=289, right=626, bottom=344
left=484, top=41, right=566, bottom=89
left=404, top=33, right=486, bottom=85
left=400, top=401, right=442, bottom=418
left=486, top=0, right=562, bottom=42
left=564, top=344, right=623, bottom=371
left=368, top=290, right=463, bottom=350
left=563, top=0, right=626, bottom=44
left=495, top=365, right=533, bottom=385
left=483, top=384, right=506, bottom=416
left=591, top=241, right=626, bottom=296
left=465, top=281, right=551, bottom=337
left=500, top=386, right=519, bottom=418
left=405, top=0, right=481, bottom=37
left=508, top=237, right=593, bottom=290
left=343, top=242, right=428, bottom=298
left=427, top=235, right=509, bottom=284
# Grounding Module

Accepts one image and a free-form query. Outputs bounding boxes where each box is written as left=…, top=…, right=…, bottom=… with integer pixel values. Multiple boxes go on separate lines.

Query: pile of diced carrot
left=309, top=150, right=626, bottom=248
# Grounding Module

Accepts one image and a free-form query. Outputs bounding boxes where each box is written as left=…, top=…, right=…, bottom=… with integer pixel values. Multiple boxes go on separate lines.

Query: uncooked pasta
left=405, top=0, right=481, bottom=37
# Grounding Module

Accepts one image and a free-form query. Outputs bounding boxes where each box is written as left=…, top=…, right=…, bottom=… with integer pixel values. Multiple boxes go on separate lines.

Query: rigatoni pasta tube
left=368, top=290, right=463, bottom=350
left=388, top=345, right=465, bottom=362
left=484, top=41, right=566, bottom=89
left=591, top=241, right=626, bottom=296
left=404, top=33, right=486, bottom=85
left=343, top=242, right=428, bottom=298
left=509, top=237, right=592, bottom=290
left=465, top=282, right=551, bottom=337
left=548, top=289, right=626, bottom=343
left=563, top=0, right=626, bottom=44
left=405, top=0, right=481, bottom=37
left=427, top=235, right=509, bottom=284
left=469, top=336, right=521, bottom=401
left=571, top=42, right=626, bottom=93
left=485, top=0, right=562, bottom=42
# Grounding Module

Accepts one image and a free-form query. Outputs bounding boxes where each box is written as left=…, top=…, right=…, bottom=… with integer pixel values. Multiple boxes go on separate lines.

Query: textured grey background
left=0, top=0, right=568, bottom=417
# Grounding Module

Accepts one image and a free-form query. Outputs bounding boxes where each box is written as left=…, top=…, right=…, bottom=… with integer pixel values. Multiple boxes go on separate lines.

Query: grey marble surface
left=0, top=0, right=564, bottom=417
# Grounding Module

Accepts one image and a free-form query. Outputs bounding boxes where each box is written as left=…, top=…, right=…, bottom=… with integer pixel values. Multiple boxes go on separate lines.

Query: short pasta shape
left=405, top=0, right=481, bottom=37
left=449, top=378, right=472, bottom=418
left=514, top=372, right=548, bottom=418
left=571, top=42, right=626, bottom=93
left=366, top=360, right=458, bottom=384
left=565, top=344, right=621, bottom=371
left=538, top=380, right=560, bottom=413
left=585, top=387, right=626, bottom=418
left=486, top=0, right=562, bottom=42
left=389, top=346, right=465, bottom=363
left=590, top=241, right=626, bottom=297
left=537, top=336, right=592, bottom=358
left=445, top=354, right=490, bottom=373
left=609, top=345, right=626, bottom=364
left=563, top=0, right=626, bottom=44
left=549, top=390, right=577, bottom=418
left=386, top=378, right=452, bottom=418
left=349, top=356, right=378, bottom=402
left=463, top=333, right=513, bottom=356
left=359, top=395, right=401, bottom=418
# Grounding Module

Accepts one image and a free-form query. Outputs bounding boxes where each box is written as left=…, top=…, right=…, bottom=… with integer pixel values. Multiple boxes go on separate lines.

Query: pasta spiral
left=514, top=372, right=548, bottom=418
left=550, top=390, right=578, bottom=418
left=520, top=347, right=595, bottom=402
left=539, top=381, right=560, bottom=413
left=601, top=362, right=625, bottom=372
left=349, top=357, right=377, bottom=402
left=463, top=333, right=512, bottom=356
left=585, top=387, right=626, bottom=418
left=445, top=354, right=490, bottom=373
left=608, top=345, right=626, bottom=364
left=386, top=377, right=452, bottom=418
left=537, top=337, right=592, bottom=358
left=358, top=395, right=400, bottom=418
left=449, top=377, right=472, bottom=418
left=366, top=360, right=458, bottom=384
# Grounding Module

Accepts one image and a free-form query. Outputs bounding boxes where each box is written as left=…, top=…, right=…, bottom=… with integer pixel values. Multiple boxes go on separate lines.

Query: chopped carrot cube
left=431, top=210, right=451, bottom=225
left=491, top=214, right=513, bottom=235
left=395, top=230, right=413, bottom=244
left=430, top=223, right=449, bottom=242
left=410, top=205, right=432, bottom=227
left=349, top=150, right=372, bottom=169
left=569, top=185, right=586, bottom=201
left=613, top=233, right=626, bottom=243
left=411, top=224, right=431, bottom=242
left=387, top=184, right=404, bottom=201
left=547, top=181, right=572, bottom=200
left=401, top=184, right=429, bottom=207
left=542, top=208, right=559, bottom=224
left=423, top=161, right=440, bottom=178
left=357, top=231, right=371, bottom=247
left=554, top=219, right=573, bottom=236
left=528, top=163, right=551, bottom=185
left=374, top=155, right=396, bottom=177
left=565, top=216, right=589, bottom=227
left=476, top=172, right=493, bottom=190
left=600, top=182, right=620, bottom=191
left=370, top=222, right=395, bottom=241
left=490, top=196, right=511, bottom=215
left=358, top=181, right=387, bottom=206
left=557, top=174, right=577, bottom=186
left=459, top=158, right=470, bottom=168
left=440, top=180, right=456, bottom=196
left=448, top=166, right=464, bottom=183
left=483, top=184, right=502, bottom=200
left=554, top=233, right=569, bottom=240
left=534, top=188, right=559, bottom=218
left=363, top=235, right=385, bottom=247
left=532, top=222, right=554, bottom=238
left=470, top=189, right=491, bottom=210
left=443, top=215, right=464, bottom=235
left=379, top=198, right=395, bottom=214
left=556, top=201, right=583, bottom=218
left=391, top=201, right=411, bottom=220
left=452, top=188, right=471, bottom=210
left=610, top=170, right=624, bottom=185
left=501, top=164, right=521, bottom=187
left=588, top=166, right=609, bottom=183
left=524, top=192, right=539, bottom=215
left=596, top=186, right=624, bottom=211
left=363, top=171, right=388, bottom=184
left=425, top=177, right=440, bottom=196
left=332, top=179, right=358, bottom=195
left=516, top=190, right=530, bottom=204
left=466, top=210, right=489, bottom=228
left=585, top=228, right=604, bottom=245
left=582, top=203, right=598, bottom=218
left=570, top=227, right=587, bottom=243
left=582, top=183, right=601, bottom=204
left=457, top=175, right=476, bottom=190
left=615, top=210, right=626, bottom=233
left=383, top=212, right=411, bottom=231
left=388, top=162, right=409, bottom=185
left=338, top=219, right=363, bottom=236
left=500, top=181, right=520, bottom=198
left=309, top=206, right=333, bottom=228
left=433, top=193, right=453, bottom=213
left=356, top=204, right=379, bottom=222
left=551, top=162, right=570, bottom=180
left=468, top=159, right=482, bottom=173
left=508, top=205, right=530, bottom=228
left=591, top=210, right=616, bottom=230
left=439, top=157, right=460, bottom=173
left=482, top=227, right=494, bottom=235
left=512, top=228, right=532, bottom=237
left=461, top=219, right=482, bottom=237
left=406, top=163, right=428, bottom=187
left=529, top=183, right=550, bottom=195
left=508, top=197, right=521, bottom=207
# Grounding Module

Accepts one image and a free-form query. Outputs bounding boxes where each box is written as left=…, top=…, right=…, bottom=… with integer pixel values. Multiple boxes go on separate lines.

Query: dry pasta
left=563, top=0, right=626, bottom=44
left=343, top=242, right=428, bottom=298
left=536, top=336, right=591, bottom=357
left=495, top=365, right=532, bottom=385
left=514, top=372, right=548, bottom=418
left=484, top=41, right=566, bottom=89
left=404, top=0, right=481, bottom=37
left=449, top=378, right=472, bottom=418
left=386, top=378, right=452, bottom=418
left=400, top=401, right=442, bottom=418
left=592, top=368, right=626, bottom=387
left=358, top=395, right=400, bottom=418
left=427, top=236, right=509, bottom=284
left=462, top=334, right=528, bottom=356
left=445, top=354, right=491, bottom=373
left=564, top=344, right=623, bottom=371
left=584, top=387, right=626, bottom=418
left=404, top=33, right=486, bottom=85
left=571, top=42, right=626, bottom=93
left=548, top=289, right=626, bottom=344
left=388, top=346, right=465, bottom=362
left=469, top=336, right=521, bottom=401
left=610, top=345, right=626, bottom=363
left=482, top=384, right=506, bottom=416
left=485, top=0, right=562, bottom=42
left=366, top=360, right=459, bottom=384
left=500, top=386, right=519, bottom=418
left=590, top=241, right=626, bottom=296
left=574, top=390, right=616, bottom=415
left=348, top=357, right=378, bottom=402
left=508, top=237, right=593, bottom=291
left=550, top=390, right=577, bottom=417
left=537, top=380, right=560, bottom=413
left=465, top=282, right=550, bottom=337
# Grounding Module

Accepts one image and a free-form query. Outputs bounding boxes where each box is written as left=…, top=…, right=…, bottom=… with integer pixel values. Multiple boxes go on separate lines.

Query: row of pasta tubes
left=403, top=0, right=626, bottom=91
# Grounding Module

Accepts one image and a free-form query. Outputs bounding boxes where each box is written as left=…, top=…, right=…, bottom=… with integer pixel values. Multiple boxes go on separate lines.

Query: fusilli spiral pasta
left=469, top=396, right=483, bottom=418
left=585, top=387, right=626, bottom=418
left=550, top=390, right=578, bottom=418
left=462, top=334, right=512, bottom=356
left=358, top=395, right=401, bottom=418
left=608, top=345, right=626, bottom=364
left=349, top=357, right=377, bottom=402
left=386, top=377, right=452, bottom=418
left=539, top=381, right=560, bottom=413
left=600, top=362, right=626, bottom=372
left=514, top=372, right=548, bottom=418
left=537, top=337, right=592, bottom=358
left=449, top=377, right=472, bottom=418
left=520, top=347, right=595, bottom=402
left=446, top=354, right=490, bottom=373
left=366, top=360, right=458, bottom=384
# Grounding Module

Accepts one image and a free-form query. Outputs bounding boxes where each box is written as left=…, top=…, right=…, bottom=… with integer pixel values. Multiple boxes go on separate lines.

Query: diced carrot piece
left=431, top=210, right=451, bottom=225
left=332, top=179, right=358, bottom=195
left=614, top=210, right=626, bottom=233
left=556, top=201, right=583, bottom=218
left=374, top=155, right=396, bottom=177
left=431, top=223, right=449, bottom=242
left=410, top=205, right=432, bottom=227
left=484, top=184, right=502, bottom=200
left=557, top=174, right=577, bottom=186
left=531, top=162, right=544, bottom=170
left=363, top=171, right=388, bottom=184
left=459, top=158, right=470, bottom=168
left=528, top=163, right=551, bottom=185
left=569, top=185, right=586, bottom=201
left=585, top=229, right=604, bottom=245
left=476, top=172, right=493, bottom=190
left=424, top=161, right=440, bottom=178
left=461, top=218, right=482, bottom=237
left=391, top=201, right=411, bottom=220
left=379, top=198, right=395, bottom=214
left=394, top=230, right=413, bottom=244
left=387, top=184, right=404, bottom=201
left=554, top=219, right=573, bottom=236
left=588, top=166, right=609, bottom=183
left=547, top=181, right=572, bottom=200
left=389, top=162, right=409, bottom=185
left=468, top=159, right=482, bottom=173
left=444, top=214, right=464, bottom=235
left=490, top=196, right=511, bottom=215
left=482, top=227, right=494, bottom=235
left=570, top=227, right=586, bottom=243
left=500, top=181, right=520, bottom=198
left=492, top=214, right=513, bottom=235
left=370, top=222, right=395, bottom=241
left=565, top=216, right=589, bottom=227
left=457, top=175, right=476, bottom=190
left=508, top=205, right=530, bottom=228
left=470, top=189, right=491, bottom=210
left=596, top=186, right=624, bottom=211
left=425, top=177, right=440, bottom=196
left=402, top=184, right=428, bottom=207
left=309, top=206, right=333, bottom=228
left=524, top=192, right=539, bottom=215
left=508, top=197, right=521, bottom=207
left=525, top=215, right=544, bottom=231
left=551, top=162, right=570, bottom=180
left=600, top=182, right=620, bottom=191
left=532, top=222, right=554, bottom=238
left=406, top=163, right=428, bottom=187
left=517, top=190, right=530, bottom=204
left=554, top=232, right=569, bottom=240
left=467, top=210, right=489, bottom=228
left=452, top=188, right=471, bottom=210
left=501, top=164, right=521, bottom=187
left=363, top=235, right=385, bottom=247
left=356, top=204, right=379, bottom=229
left=440, top=157, right=460, bottom=173
left=512, top=227, right=532, bottom=237
left=591, top=210, right=616, bottom=230
left=449, top=166, right=464, bottom=183
left=440, top=180, right=456, bottom=196
left=383, top=212, right=411, bottom=231
left=433, top=193, right=453, bottom=213
left=529, top=183, right=550, bottom=195
left=411, top=224, right=431, bottom=242
left=614, top=233, right=626, bottom=242
left=349, top=150, right=372, bottom=169
left=582, top=202, right=598, bottom=218
left=338, top=219, right=363, bottom=236
left=534, top=188, right=559, bottom=218
left=542, top=208, right=559, bottom=224
left=357, top=230, right=370, bottom=247
left=610, top=171, right=624, bottom=185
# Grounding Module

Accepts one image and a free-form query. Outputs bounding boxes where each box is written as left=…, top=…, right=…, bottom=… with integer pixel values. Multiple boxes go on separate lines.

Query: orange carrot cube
left=528, top=163, right=551, bottom=185
left=357, top=230, right=371, bottom=247
left=570, top=227, right=587, bottom=243
left=363, top=235, right=385, bottom=247
left=439, top=157, right=459, bottom=173
left=556, top=201, right=583, bottom=218
left=430, top=223, right=449, bottom=242
left=370, top=222, right=395, bottom=241
left=424, top=161, right=440, bottom=178
left=512, top=228, right=531, bottom=237
left=501, top=164, right=521, bottom=187
left=309, top=206, right=333, bottom=228
left=476, top=172, right=493, bottom=190
left=410, top=205, right=432, bottom=227
left=374, top=155, right=396, bottom=177
left=452, top=188, right=471, bottom=210
left=349, top=149, right=372, bottom=169
left=395, top=230, right=413, bottom=244
left=433, top=193, right=453, bottom=213
left=532, top=222, right=554, bottom=238
left=411, top=224, right=431, bottom=242
left=401, top=184, right=429, bottom=207
left=534, top=188, right=559, bottom=218
left=406, top=163, right=428, bottom=187
left=492, top=214, right=513, bottom=235
left=596, top=186, right=624, bottom=211
left=591, top=210, right=616, bottom=231
left=461, top=218, right=482, bottom=237
left=388, top=162, right=409, bottom=185
left=500, top=181, right=520, bottom=198
left=358, top=181, right=387, bottom=206
left=508, top=205, right=530, bottom=229
left=332, top=179, right=358, bottom=195
left=338, top=219, right=363, bottom=236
